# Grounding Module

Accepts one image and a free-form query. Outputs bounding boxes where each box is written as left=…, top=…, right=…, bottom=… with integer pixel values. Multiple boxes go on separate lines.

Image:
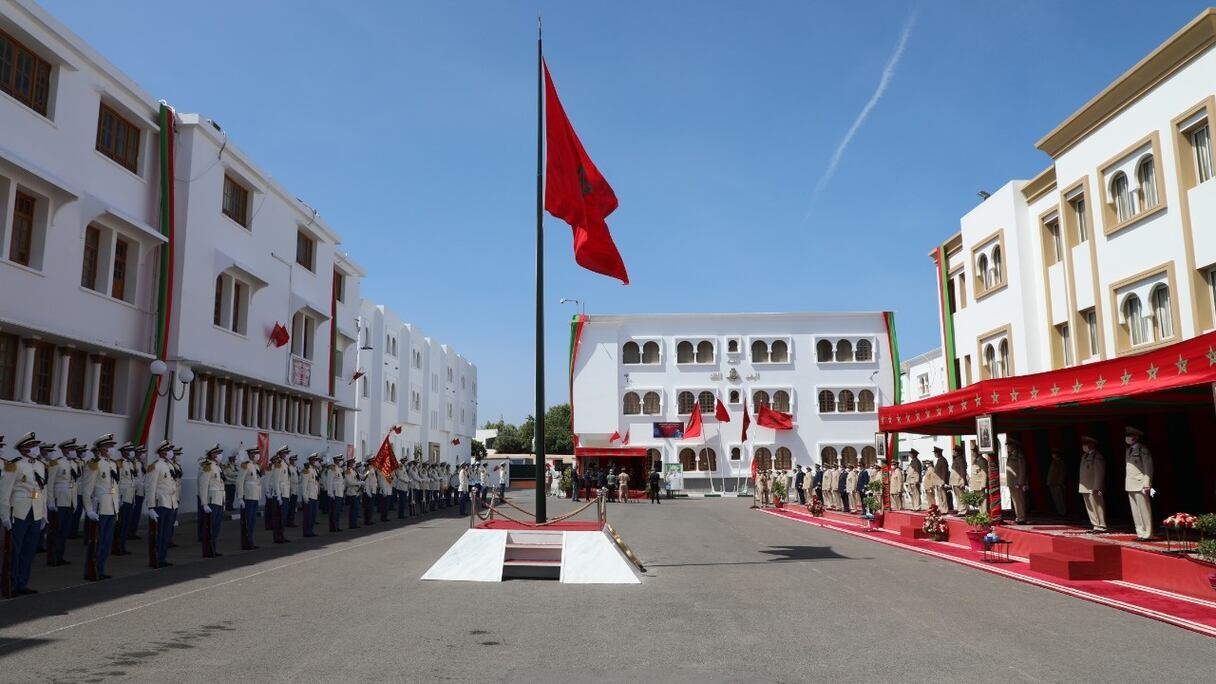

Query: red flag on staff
left=684, top=406, right=703, bottom=440
left=256, top=432, right=270, bottom=470
left=543, top=61, right=629, bottom=285
left=757, top=403, right=794, bottom=430
left=741, top=399, right=751, bottom=443
left=609, top=430, right=621, bottom=443
left=715, top=397, right=731, bottom=422
left=621, top=429, right=630, bottom=446
left=267, top=322, right=290, bottom=348
left=370, top=429, right=401, bottom=482
left=349, top=370, right=365, bottom=385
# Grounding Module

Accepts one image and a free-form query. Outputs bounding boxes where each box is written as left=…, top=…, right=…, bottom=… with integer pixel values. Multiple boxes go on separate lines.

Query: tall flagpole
left=534, top=16, right=547, bottom=523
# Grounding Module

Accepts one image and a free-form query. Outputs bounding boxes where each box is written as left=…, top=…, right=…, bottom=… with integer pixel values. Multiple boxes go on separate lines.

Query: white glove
left=1, top=518, right=10, bottom=530
left=48, top=503, right=57, bottom=512
left=86, top=511, right=99, bottom=521
left=1021, top=485, right=1029, bottom=492
left=147, top=509, right=159, bottom=521
left=202, top=504, right=211, bottom=514
left=40, top=520, right=47, bottom=530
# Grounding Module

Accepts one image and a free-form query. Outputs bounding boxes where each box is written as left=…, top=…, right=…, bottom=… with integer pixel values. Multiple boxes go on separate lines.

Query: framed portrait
left=976, top=415, right=995, bottom=454
left=874, top=432, right=886, bottom=458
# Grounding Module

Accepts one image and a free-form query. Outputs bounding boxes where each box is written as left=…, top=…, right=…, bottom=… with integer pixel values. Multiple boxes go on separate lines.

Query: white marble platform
left=561, top=531, right=642, bottom=584
left=421, top=529, right=507, bottom=582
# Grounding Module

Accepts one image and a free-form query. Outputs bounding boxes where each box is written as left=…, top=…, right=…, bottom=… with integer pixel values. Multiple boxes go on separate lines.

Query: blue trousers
left=302, top=499, right=318, bottom=536
left=396, top=490, right=408, bottom=518
left=287, top=495, right=298, bottom=526
left=51, top=506, right=72, bottom=563
left=204, top=504, right=223, bottom=555
left=128, top=495, right=144, bottom=538
left=196, top=497, right=204, bottom=541
left=242, top=499, right=259, bottom=547
left=115, top=501, right=132, bottom=553
left=153, top=507, right=176, bottom=565
left=69, top=495, right=84, bottom=538
left=10, top=511, right=43, bottom=591
left=95, top=513, right=116, bottom=575
left=459, top=491, right=469, bottom=516
left=346, top=495, right=360, bottom=528
left=327, top=495, right=341, bottom=531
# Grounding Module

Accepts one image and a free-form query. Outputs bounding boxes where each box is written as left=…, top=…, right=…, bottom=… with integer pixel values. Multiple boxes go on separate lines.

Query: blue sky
left=40, top=0, right=1214, bottom=424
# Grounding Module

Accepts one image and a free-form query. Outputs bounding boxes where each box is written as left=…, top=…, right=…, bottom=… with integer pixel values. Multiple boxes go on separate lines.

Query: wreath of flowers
left=1162, top=512, right=1197, bottom=529
left=807, top=495, right=824, bottom=517
left=922, top=504, right=949, bottom=538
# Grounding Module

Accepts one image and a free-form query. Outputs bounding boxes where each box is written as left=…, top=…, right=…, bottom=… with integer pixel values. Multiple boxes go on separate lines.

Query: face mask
left=1125, top=437, right=1135, bottom=446
left=1082, top=445, right=1091, bottom=454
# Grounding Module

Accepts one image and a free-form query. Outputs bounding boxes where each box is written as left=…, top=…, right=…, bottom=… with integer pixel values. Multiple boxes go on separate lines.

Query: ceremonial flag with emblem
left=715, top=396, right=731, bottom=422
left=268, top=322, right=290, bottom=348
left=543, top=61, right=628, bottom=285
left=256, top=432, right=270, bottom=469
left=684, top=405, right=703, bottom=440
left=757, top=403, right=794, bottom=430
left=370, top=427, right=401, bottom=482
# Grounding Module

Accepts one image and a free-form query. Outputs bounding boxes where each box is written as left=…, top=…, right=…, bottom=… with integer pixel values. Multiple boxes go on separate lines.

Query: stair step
left=506, top=543, right=562, bottom=550
left=503, top=559, right=561, bottom=567
left=1028, top=551, right=1120, bottom=581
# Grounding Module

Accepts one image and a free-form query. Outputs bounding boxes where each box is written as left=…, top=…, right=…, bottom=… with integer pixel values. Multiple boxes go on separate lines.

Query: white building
left=935, top=8, right=1216, bottom=384
left=351, top=302, right=477, bottom=466
left=571, top=312, right=896, bottom=491
left=897, top=348, right=952, bottom=460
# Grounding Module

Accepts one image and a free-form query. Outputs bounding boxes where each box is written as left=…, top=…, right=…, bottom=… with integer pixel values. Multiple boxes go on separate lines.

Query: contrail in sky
left=805, top=13, right=917, bottom=220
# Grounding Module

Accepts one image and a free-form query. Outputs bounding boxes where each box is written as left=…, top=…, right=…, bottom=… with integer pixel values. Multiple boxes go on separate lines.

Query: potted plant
left=922, top=504, right=949, bottom=541
left=807, top=495, right=824, bottom=517
left=961, top=490, right=991, bottom=551
left=1193, top=514, right=1216, bottom=591
left=772, top=479, right=786, bottom=508
left=560, top=468, right=572, bottom=499
left=862, top=480, right=885, bottom=529
left=1162, top=512, right=1199, bottom=552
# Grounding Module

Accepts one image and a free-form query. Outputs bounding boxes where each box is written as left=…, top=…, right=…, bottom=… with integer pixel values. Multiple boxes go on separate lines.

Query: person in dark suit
left=812, top=464, right=824, bottom=501
left=837, top=467, right=850, bottom=512
left=794, top=467, right=806, bottom=505
left=648, top=468, right=661, bottom=504
left=571, top=468, right=583, bottom=502
left=857, top=466, right=871, bottom=514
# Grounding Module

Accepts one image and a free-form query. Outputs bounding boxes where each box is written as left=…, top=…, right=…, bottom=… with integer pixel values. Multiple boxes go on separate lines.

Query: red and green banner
left=568, top=313, right=588, bottom=446
left=882, top=311, right=901, bottom=511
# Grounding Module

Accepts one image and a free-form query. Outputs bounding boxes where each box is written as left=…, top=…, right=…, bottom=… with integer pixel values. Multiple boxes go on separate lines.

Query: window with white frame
left=753, top=447, right=772, bottom=471
left=1138, top=157, right=1158, bottom=210
left=729, top=446, right=742, bottom=461
left=695, top=341, right=714, bottom=364
left=1111, top=172, right=1134, bottom=222
left=855, top=339, right=872, bottom=362
left=676, top=339, right=713, bottom=364
left=817, top=390, right=835, bottom=413
left=290, top=311, right=317, bottom=360
left=837, top=389, right=855, bottom=412
left=978, top=254, right=991, bottom=290
left=728, top=389, right=740, bottom=404
left=834, top=339, right=853, bottom=363
left=726, top=338, right=740, bottom=354
left=820, top=446, right=837, bottom=466
left=816, top=339, right=833, bottom=362
left=774, top=447, right=792, bottom=470
left=6, top=188, right=48, bottom=270
left=622, top=341, right=641, bottom=364
left=623, top=391, right=641, bottom=415
left=677, top=391, right=696, bottom=415
left=770, top=339, right=789, bottom=362
left=1192, top=124, right=1213, bottom=184
left=857, top=389, right=875, bottom=412
left=213, top=272, right=251, bottom=335
left=676, top=341, right=694, bottom=363
left=751, top=339, right=769, bottom=363
left=641, top=341, right=660, bottom=364
left=916, top=373, right=930, bottom=398
left=1123, top=294, right=1149, bottom=347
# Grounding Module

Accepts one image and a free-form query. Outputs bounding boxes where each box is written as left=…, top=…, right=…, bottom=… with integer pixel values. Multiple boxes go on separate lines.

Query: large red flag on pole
left=543, top=61, right=629, bottom=285
left=741, top=399, right=751, bottom=443
left=756, top=403, right=795, bottom=430
left=684, top=405, right=703, bottom=440
left=715, top=396, right=731, bottom=422
left=370, top=427, right=402, bottom=482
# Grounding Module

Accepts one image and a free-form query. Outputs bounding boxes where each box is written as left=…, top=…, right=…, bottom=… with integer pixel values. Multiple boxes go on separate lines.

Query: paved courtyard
left=1, top=491, right=1212, bottom=682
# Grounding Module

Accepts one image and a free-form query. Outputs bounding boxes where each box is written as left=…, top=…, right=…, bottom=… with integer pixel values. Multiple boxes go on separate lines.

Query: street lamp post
left=352, top=316, right=373, bottom=461
left=150, top=360, right=194, bottom=442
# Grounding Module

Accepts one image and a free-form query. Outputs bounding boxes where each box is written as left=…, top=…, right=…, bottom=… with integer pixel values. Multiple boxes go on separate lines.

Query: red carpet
left=761, top=507, right=1216, bottom=638
left=476, top=520, right=603, bottom=531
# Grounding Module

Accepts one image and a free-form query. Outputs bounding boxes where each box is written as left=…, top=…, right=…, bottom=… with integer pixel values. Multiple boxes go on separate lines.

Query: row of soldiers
left=0, top=431, right=462, bottom=598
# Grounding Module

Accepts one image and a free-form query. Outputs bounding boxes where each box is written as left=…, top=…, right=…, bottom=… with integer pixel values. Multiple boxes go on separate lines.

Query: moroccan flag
left=451, top=438, right=461, bottom=446
left=757, top=403, right=794, bottom=430
left=267, top=322, right=290, bottom=348
left=256, top=432, right=270, bottom=470
left=370, top=430, right=400, bottom=482
left=621, top=429, right=630, bottom=446
left=741, top=399, right=751, bottom=443
left=609, top=430, right=621, bottom=443
left=715, top=397, right=731, bottom=422
left=349, top=370, right=365, bottom=385
left=543, top=61, right=629, bottom=285
left=684, top=407, right=703, bottom=440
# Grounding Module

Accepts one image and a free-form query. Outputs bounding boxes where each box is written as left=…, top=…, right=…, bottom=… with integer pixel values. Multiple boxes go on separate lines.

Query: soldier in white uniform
left=143, top=441, right=179, bottom=568
left=221, top=454, right=239, bottom=512
left=66, top=440, right=88, bottom=540
left=409, top=462, right=423, bottom=516
left=2, top=434, right=48, bottom=595
left=344, top=458, right=362, bottom=529
left=393, top=459, right=411, bottom=519
left=1004, top=437, right=1029, bottom=524
left=45, top=439, right=76, bottom=567
left=81, top=434, right=120, bottom=581
left=325, top=455, right=345, bottom=532
left=269, top=447, right=292, bottom=544
left=197, top=445, right=226, bottom=557
left=127, top=444, right=147, bottom=543
left=359, top=462, right=376, bottom=526
left=237, top=447, right=262, bottom=550
left=1123, top=426, right=1154, bottom=540
left=114, top=442, right=137, bottom=556
left=300, top=454, right=321, bottom=537
left=375, top=466, right=391, bottom=522
left=1078, top=436, right=1107, bottom=533
left=948, top=445, right=968, bottom=514
left=286, top=455, right=301, bottom=528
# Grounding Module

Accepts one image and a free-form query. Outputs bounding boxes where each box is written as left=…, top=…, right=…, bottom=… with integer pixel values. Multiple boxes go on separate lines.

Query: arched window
left=677, top=391, right=696, bottom=415
left=697, top=391, right=715, bottom=414
left=729, top=389, right=740, bottom=403
left=695, top=340, right=714, bottom=364
left=730, top=447, right=742, bottom=461
left=816, top=339, right=833, bottom=362
left=646, top=448, right=662, bottom=471
left=623, top=392, right=641, bottom=415
left=984, top=344, right=998, bottom=379
left=837, top=389, right=855, bottom=412
left=679, top=448, right=696, bottom=471
left=753, top=447, right=772, bottom=471
left=818, top=389, right=835, bottom=413
left=753, top=390, right=770, bottom=409
left=622, top=341, right=641, bottom=364
left=1138, top=156, right=1158, bottom=209
left=697, top=448, right=716, bottom=471
left=676, top=341, right=694, bottom=363
left=727, top=339, right=739, bottom=353
left=775, top=447, right=792, bottom=470
left=642, top=391, right=661, bottom=415
left=642, top=341, right=660, bottom=364
left=857, top=389, right=875, bottom=412
left=772, top=390, right=791, bottom=412
left=752, top=340, right=769, bottom=363
left=1112, top=172, right=1133, bottom=222
left=861, top=445, right=877, bottom=467
left=978, top=254, right=991, bottom=289
left=1152, top=285, right=1173, bottom=339
left=855, top=339, right=872, bottom=362
left=820, top=446, right=837, bottom=466
left=835, top=339, right=853, bottom=362
left=999, top=339, right=1010, bottom=377
left=992, top=245, right=1003, bottom=284
left=770, top=340, right=789, bottom=363
left=1124, top=294, right=1146, bottom=346
left=841, top=446, right=858, bottom=467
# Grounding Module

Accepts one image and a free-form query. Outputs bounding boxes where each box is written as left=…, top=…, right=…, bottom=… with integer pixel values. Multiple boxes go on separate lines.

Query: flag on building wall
left=268, top=322, right=290, bottom=348
left=684, top=406, right=703, bottom=440
left=621, top=429, right=630, bottom=446
left=543, top=61, right=629, bottom=285
left=757, top=404, right=794, bottom=430
left=741, top=399, right=751, bottom=443
left=715, top=397, right=730, bottom=422
left=451, top=437, right=461, bottom=446
left=349, top=370, right=365, bottom=385
left=609, top=430, right=621, bottom=443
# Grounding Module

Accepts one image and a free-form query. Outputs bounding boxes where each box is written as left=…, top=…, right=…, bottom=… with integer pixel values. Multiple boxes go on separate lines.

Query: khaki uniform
left=1124, top=443, right=1153, bottom=539
left=905, top=461, right=922, bottom=511
left=1078, top=450, right=1106, bottom=531
left=969, top=455, right=988, bottom=493
left=144, top=458, right=179, bottom=510
left=1046, top=456, right=1067, bottom=516
left=301, top=464, right=320, bottom=501
left=1005, top=448, right=1028, bottom=523
left=948, top=453, right=967, bottom=512
left=198, top=460, right=226, bottom=509
left=845, top=468, right=859, bottom=511
left=889, top=467, right=904, bottom=510
left=82, top=458, right=119, bottom=516
left=923, top=457, right=948, bottom=510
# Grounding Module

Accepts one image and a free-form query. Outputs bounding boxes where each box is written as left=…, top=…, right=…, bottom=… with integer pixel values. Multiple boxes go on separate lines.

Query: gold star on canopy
left=960, top=399, right=968, bottom=410
left=974, top=394, right=982, bottom=407
left=1029, top=386, right=1039, bottom=399
left=1095, top=376, right=1107, bottom=389
left=1050, top=384, right=1060, bottom=396
left=936, top=406, right=943, bottom=416
left=990, top=391, right=1000, bottom=404
left=1120, top=370, right=1132, bottom=386
left=1207, top=346, right=1216, bottom=366
left=896, top=415, right=902, bottom=424
left=1147, top=363, right=1159, bottom=380
left=1010, top=389, right=1019, bottom=401
left=1072, top=379, right=1083, bottom=393
left=1175, top=354, right=1188, bottom=374
left=947, top=404, right=954, bottom=414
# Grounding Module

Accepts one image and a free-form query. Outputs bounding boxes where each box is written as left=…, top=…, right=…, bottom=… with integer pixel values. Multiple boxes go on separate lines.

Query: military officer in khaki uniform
left=923, top=448, right=948, bottom=511
left=844, top=465, right=859, bottom=512
left=889, top=464, right=904, bottom=511
left=1046, top=448, right=1067, bottom=516
left=1078, top=436, right=1106, bottom=533
left=1123, top=426, right=1153, bottom=540
left=1005, top=437, right=1029, bottom=524
left=325, top=455, right=345, bottom=532
left=904, top=452, right=923, bottom=511
left=197, top=445, right=226, bottom=557
left=948, top=445, right=968, bottom=514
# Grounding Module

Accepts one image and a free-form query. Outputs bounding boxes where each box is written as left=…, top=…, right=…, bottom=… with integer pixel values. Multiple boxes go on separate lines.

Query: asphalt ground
left=0, top=490, right=1213, bottom=683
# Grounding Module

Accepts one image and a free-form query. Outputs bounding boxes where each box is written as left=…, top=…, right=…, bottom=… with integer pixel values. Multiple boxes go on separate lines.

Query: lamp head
left=150, top=359, right=168, bottom=377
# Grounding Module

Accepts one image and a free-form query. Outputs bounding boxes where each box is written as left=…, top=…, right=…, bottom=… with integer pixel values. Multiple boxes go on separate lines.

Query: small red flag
left=256, top=432, right=270, bottom=470
left=684, top=406, right=703, bottom=440
left=370, top=430, right=400, bottom=482
left=715, top=397, right=731, bottom=422
left=349, top=370, right=365, bottom=385
left=609, top=430, right=621, bottom=443
left=268, top=322, right=290, bottom=348
left=750, top=452, right=759, bottom=480
left=621, top=429, right=630, bottom=446
left=741, top=399, right=751, bottom=443
left=757, top=403, right=794, bottom=430
left=543, top=61, right=629, bottom=285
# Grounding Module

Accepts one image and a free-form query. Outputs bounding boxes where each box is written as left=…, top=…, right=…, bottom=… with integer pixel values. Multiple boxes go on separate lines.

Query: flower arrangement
left=922, top=504, right=948, bottom=540
left=807, top=495, right=824, bottom=517
left=1163, top=512, right=1198, bottom=529
left=771, top=478, right=786, bottom=502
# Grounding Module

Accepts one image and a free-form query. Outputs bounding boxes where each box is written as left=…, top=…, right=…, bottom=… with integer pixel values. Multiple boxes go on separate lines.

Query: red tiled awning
left=881, top=330, right=1216, bottom=436
left=574, top=447, right=648, bottom=457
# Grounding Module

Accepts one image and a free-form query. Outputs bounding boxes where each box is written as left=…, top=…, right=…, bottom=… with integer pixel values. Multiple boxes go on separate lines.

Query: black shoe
left=17, top=588, right=38, bottom=595
left=212, top=552, right=224, bottom=557
left=99, top=574, right=112, bottom=580
left=59, top=559, right=72, bottom=565
left=303, top=533, right=317, bottom=538
left=169, top=543, right=178, bottom=548
left=128, top=536, right=142, bottom=540
left=158, top=562, right=174, bottom=568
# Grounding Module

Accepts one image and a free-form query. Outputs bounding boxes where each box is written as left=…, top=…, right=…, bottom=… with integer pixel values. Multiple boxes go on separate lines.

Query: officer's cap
left=289, top=455, right=298, bottom=462
left=156, top=440, right=174, bottom=454
left=134, top=444, right=147, bottom=454
left=1007, top=436, right=1021, bottom=446
left=205, top=444, right=223, bottom=457
left=1125, top=426, right=1144, bottom=438
left=908, top=448, right=919, bottom=457
left=1080, top=435, right=1098, bottom=445
left=15, top=432, right=38, bottom=451
left=119, top=442, right=135, bottom=453
left=246, top=447, right=261, bottom=456
left=93, top=433, right=117, bottom=450
left=932, top=446, right=943, bottom=454
left=275, top=445, right=291, bottom=457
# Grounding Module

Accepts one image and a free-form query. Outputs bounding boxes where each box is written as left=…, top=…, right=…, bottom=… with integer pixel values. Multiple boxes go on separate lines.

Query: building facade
left=897, top=348, right=952, bottom=460
left=571, top=312, right=895, bottom=491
